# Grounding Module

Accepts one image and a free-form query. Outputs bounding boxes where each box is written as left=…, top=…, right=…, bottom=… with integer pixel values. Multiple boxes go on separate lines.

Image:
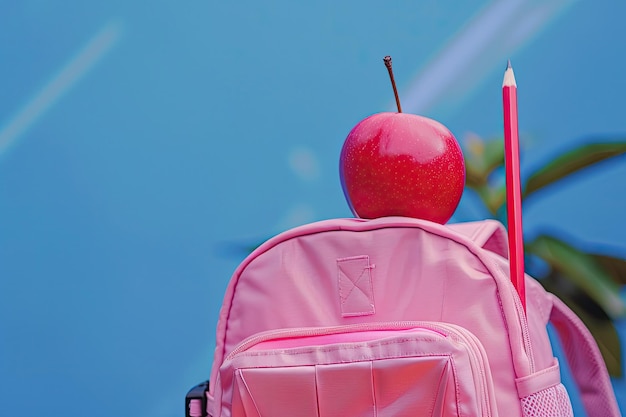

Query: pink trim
left=515, top=359, right=561, bottom=398
left=337, top=255, right=375, bottom=317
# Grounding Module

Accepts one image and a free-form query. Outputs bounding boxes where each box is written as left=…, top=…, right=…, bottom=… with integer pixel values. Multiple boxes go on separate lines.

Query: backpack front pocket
left=219, top=322, right=498, bottom=417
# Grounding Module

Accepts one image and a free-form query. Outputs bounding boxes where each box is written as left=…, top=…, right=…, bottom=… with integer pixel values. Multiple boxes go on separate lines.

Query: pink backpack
left=186, top=216, right=621, bottom=417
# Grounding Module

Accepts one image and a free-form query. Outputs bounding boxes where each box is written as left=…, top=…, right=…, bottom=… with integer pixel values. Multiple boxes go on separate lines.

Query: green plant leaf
left=491, top=186, right=506, bottom=217
left=464, top=137, right=505, bottom=188
left=463, top=183, right=505, bottom=217
left=526, top=234, right=626, bottom=319
left=482, top=139, right=505, bottom=174
left=590, top=253, right=626, bottom=285
left=524, top=141, right=626, bottom=198
left=541, top=275, right=622, bottom=377
left=465, top=162, right=486, bottom=189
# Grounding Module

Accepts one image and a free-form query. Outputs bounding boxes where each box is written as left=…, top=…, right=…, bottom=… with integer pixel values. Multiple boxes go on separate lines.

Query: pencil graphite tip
left=503, top=60, right=516, bottom=87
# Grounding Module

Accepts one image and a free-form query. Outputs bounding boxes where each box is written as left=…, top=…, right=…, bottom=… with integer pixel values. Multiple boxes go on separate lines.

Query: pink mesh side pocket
left=520, top=384, right=573, bottom=417
left=516, top=359, right=574, bottom=417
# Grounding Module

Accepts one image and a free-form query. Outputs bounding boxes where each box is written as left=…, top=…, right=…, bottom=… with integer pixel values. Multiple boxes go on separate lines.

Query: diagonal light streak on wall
left=401, top=0, right=575, bottom=116
left=0, top=20, right=124, bottom=157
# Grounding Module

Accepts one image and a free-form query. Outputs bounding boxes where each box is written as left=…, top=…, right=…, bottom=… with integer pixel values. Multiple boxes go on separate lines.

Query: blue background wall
left=1, top=1, right=625, bottom=416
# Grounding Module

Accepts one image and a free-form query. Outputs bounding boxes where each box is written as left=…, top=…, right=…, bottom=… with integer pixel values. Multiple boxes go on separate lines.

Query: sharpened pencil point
left=502, top=61, right=517, bottom=88
left=507, top=59, right=512, bottom=69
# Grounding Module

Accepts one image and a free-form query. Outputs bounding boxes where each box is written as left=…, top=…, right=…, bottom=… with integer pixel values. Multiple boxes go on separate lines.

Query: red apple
left=339, top=111, right=465, bottom=224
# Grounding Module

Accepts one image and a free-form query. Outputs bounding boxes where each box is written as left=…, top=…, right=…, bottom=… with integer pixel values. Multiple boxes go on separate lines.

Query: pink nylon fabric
left=230, top=360, right=452, bottom=417
left=206, top=217, right=618, bottom=417
left=515, top=359, right=562, bottom=398
left=221, top=326, right=496, bottom=417
left=549, top=295, right=621, bottom=417
left=210, top=218, right=531, bottom=416
left=447, top=219, right=510, bottom=259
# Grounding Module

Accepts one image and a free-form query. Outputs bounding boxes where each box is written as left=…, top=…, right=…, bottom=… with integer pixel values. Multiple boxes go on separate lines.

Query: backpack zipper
left=225, top=321, right=443, bottom=360
left=510, top=281, right=535, bottom=374
left=428, top=322, right=495, bottom=417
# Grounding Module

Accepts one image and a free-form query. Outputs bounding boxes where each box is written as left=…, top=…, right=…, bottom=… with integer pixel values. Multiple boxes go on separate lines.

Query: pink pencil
left=502, top=60, right=526, bottom=312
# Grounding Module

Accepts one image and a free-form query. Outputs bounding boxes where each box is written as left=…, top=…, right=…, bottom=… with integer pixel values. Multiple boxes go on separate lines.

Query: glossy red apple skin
left=340, top=112, right=465, bottom=224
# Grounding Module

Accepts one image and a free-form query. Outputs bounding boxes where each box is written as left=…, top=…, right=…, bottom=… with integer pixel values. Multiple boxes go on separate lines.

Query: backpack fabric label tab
left=337, top=255, right=375, bottom=317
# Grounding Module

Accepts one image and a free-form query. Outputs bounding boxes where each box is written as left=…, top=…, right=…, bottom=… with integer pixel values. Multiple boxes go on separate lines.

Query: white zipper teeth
left=226, top=321, right=493, bottom=416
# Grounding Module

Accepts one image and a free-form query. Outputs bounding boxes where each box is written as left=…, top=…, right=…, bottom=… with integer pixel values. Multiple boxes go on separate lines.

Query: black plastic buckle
left=185, top=380, right=210, bottom=417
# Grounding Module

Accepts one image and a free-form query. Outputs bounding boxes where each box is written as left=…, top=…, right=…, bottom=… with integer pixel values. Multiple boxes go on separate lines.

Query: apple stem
left=384, top=56, right=402, bottom=113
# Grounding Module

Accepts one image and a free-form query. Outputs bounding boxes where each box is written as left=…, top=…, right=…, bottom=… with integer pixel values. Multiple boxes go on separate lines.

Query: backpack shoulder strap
left=448, top=220, right=509, bottom=258
left=549, top=295, right=621, bottom=417
left=454, top=220, right=621, bottom=416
